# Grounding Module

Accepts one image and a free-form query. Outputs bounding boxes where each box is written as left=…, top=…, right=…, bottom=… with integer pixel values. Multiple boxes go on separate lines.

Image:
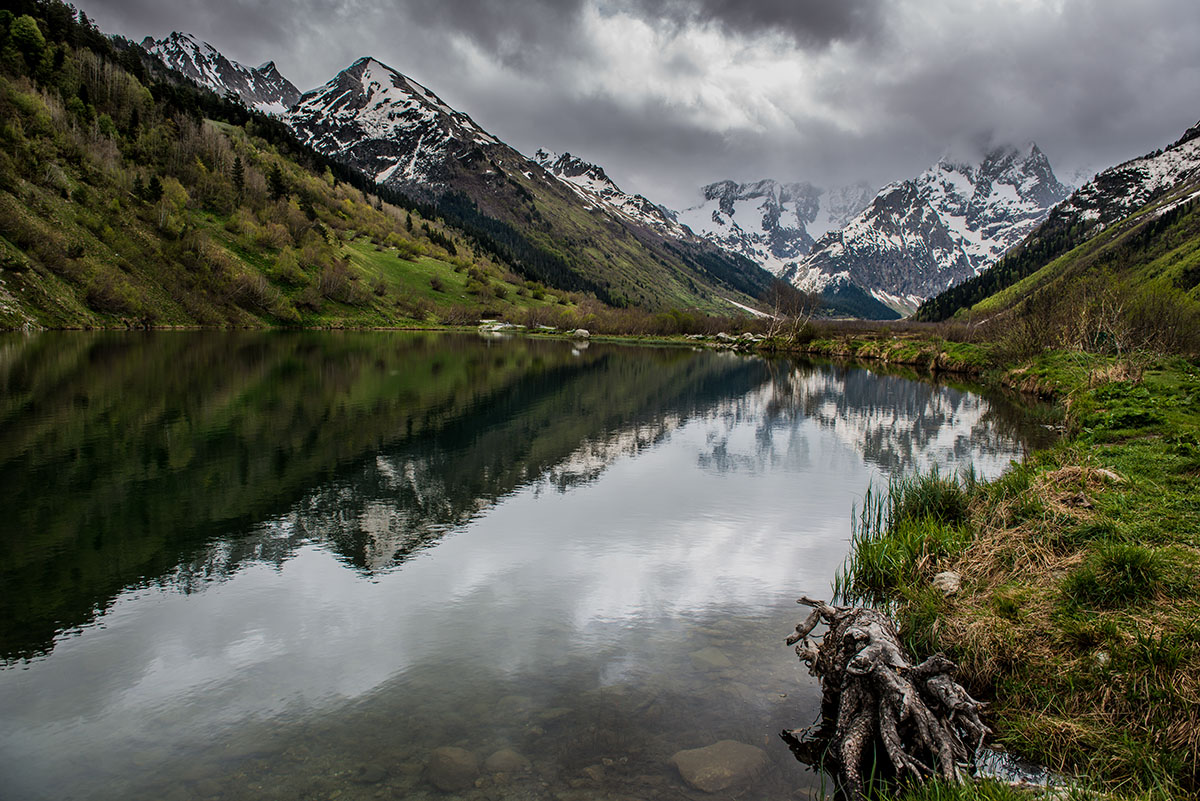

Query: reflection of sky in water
left=0, top=358, right=1045, bottom=799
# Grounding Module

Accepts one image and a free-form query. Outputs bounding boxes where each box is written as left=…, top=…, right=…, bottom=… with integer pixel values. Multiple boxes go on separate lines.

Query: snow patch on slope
left=533, top=148, right=686, bottom=236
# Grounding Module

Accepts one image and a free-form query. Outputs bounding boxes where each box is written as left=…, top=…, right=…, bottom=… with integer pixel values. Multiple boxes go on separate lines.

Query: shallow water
left=0, top=331, right=1054, bottom=801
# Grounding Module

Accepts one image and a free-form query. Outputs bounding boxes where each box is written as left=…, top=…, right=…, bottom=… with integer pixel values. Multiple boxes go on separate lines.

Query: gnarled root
left=783, top=597, right=989, bottom=800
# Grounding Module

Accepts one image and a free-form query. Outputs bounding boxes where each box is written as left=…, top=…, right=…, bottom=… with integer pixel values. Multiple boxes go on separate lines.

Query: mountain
left=1053, top=121, right=1200, bottom=232
left=285, top=56, right=775, bottom=311
left=917, top=119, right=1200, bottom=327
left=798, top=144, right=1070, bottom=316
left=533, top=149, right=687, bottom=238
left=676, top=179, right=874, bottom=278
left=143, top=32, right=301, bottom=114
left=286, top=57, right=501, bottom=188
left=0, top=7, right=591, bottom=330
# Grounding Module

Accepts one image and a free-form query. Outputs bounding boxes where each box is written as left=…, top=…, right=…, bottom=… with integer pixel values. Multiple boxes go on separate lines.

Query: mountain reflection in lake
left=0, top=332, right=1053, bottom=801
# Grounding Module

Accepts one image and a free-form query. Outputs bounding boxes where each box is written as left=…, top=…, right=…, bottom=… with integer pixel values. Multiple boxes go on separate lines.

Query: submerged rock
left=427, top=746, right=479, bottom=791
left=484, top=748, right=531, bottom=774
left=690, top=646, right=733, bottom=670
left=669, top=740, right=769, bottom=792
left=351, top=763, right=388, bottom=784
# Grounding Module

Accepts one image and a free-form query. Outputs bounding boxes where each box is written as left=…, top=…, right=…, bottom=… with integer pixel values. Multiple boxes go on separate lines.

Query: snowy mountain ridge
left=285, top=57, right=501, bottom=189
left=144, top=32, right=300, bottom=114
left=533, top=149, right=687, bottom=237
left=674, top=179, right=874, bottom=279
left=796, top=143, right=1071, bottom=314
left=1055, top=119, right=1200, bottom=230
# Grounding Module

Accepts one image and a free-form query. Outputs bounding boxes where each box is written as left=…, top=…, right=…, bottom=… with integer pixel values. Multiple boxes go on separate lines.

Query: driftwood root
left=784, top=597, right=990, bottom=800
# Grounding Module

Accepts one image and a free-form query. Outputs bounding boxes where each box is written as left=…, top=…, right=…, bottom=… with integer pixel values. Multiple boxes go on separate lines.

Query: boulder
left=572, top=328, right=591, bottom=338
left=350, top=764, right=388, bottom=784
left=484, top=748, right=531, bottom=774
left=669, top=740, right=769, bottom=792
left=427, top=746, right=479, bottom=791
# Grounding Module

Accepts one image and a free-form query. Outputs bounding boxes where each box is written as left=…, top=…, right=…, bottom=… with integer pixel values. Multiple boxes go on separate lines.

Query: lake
left=0, top=331, right=1054, bottom=801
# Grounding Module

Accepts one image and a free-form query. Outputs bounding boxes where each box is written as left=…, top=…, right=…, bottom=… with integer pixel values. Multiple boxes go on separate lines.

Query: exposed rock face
left=798, top=144, right=1070, bottom=314
left=427, top=746, right=479, bottom=791
left=676, top=179, right=873, bottom=278
left=1055, top=120, right=1200, bottom=232
left=282, top=57, right=775, bottom=310
left=534, top=149, right=687, bottom=237
left=143, top=32, right=300, bottom=114
left=669, top=740, right=769, bottom=792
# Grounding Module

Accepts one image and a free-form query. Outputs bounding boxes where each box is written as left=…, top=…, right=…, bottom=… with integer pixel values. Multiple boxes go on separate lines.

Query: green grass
left=840, top=353, right=1200, bottom=798
left=837, top=470, right=972, bottom=609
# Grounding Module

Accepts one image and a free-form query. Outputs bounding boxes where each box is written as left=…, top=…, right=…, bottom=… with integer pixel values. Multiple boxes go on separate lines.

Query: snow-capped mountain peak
left=144, top=32, right=300, bottom=115
left=533, top=148, right=686, bottom=236
left=795, top=143, right=1071, bottom=314
left=285, top=56, right=500, bottom=187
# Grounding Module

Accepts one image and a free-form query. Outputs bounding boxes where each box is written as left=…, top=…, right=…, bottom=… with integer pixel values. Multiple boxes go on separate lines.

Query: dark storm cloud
left=77, top=0, right=1200, bottom=210
left=84, top=0, right=882, bottom=75
left=629, top=0, right=883, bottom=47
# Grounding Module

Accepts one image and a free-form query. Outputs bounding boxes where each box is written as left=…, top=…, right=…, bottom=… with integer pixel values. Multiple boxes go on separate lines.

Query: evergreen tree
left=231, top=155, right=244, bottom=199
left=406, top=212, right=413, bottom=232
left=267, top=164, right=287, bottom=200
left=146, top=175, right=163, bottom=203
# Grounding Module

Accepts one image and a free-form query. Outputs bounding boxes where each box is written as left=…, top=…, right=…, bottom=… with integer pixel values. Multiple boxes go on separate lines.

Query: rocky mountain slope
left=286, top=57, right=501, bottom=188
left=144, top=32, right=300, bottom=114
left=1054, top=121, right=1200, bottom=231
left=799, top=144, right=1070, bottom=315
left=533, top=149, right=687, bottom=237
left=676, top=179, right=874, bottom=278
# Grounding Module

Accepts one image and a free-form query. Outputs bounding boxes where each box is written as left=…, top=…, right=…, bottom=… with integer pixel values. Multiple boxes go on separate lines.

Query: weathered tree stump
left=783, top=597, right=990, bottom=800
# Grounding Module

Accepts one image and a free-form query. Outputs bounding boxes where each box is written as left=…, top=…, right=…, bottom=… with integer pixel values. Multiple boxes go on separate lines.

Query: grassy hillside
left=915, top=175, right=1200, bottom=357
left=0, top=3, right=587, bottom=329
left=430, top=156, right=777, bottom=313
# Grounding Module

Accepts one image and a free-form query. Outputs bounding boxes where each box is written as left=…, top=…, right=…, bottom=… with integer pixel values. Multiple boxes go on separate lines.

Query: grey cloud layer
left=81, top=0, right=1200, bottom=208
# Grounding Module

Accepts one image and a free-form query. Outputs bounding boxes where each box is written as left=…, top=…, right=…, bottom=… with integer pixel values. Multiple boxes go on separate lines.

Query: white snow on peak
left=1059, top=128, right=1200, bottom=231
left=792, top=144, right=1070, bottom=309
left=145, top=31, right=300, bottom=115
left=285, top=56, right=502, bottom=185
left=534, top=148, right=687, bottom=237
left=677, top=179, right=873, bottom=279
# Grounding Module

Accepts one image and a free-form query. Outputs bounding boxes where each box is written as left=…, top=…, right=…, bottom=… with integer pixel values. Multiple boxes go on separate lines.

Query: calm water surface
left=0, top=332, right=1054, bottom=801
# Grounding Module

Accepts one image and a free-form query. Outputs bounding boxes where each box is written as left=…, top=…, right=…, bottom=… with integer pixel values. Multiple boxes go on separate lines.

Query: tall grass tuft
left=1060, top=543, right=1166, bottom=608
left=837, top=469, right=971, bottom=605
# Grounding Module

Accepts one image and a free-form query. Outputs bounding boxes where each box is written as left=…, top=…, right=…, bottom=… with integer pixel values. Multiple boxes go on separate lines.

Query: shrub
left=1061, top=543, right=1166, bottom=608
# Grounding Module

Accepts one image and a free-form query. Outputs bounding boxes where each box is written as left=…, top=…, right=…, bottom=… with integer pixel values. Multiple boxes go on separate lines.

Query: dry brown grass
left=900, top=450, right=1200, bottom=789
left=1088, top=361, right=1145, bottom=387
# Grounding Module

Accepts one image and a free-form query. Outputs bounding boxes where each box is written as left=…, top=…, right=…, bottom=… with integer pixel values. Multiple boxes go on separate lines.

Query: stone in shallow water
left=669, top=740, right=769, bottom=792
left=484, top=748, right=530, bottom=774
left=580, top=764, right=605, bottom=782
left=690, top=646, right=733, bottom=670
left=427, top=746, right=479, bottom=791
left=351, top=763, right=388, bottom=784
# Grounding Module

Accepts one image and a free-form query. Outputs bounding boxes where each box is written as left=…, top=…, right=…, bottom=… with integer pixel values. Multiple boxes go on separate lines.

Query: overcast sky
left=80, top=0, right=1200, bottom=210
